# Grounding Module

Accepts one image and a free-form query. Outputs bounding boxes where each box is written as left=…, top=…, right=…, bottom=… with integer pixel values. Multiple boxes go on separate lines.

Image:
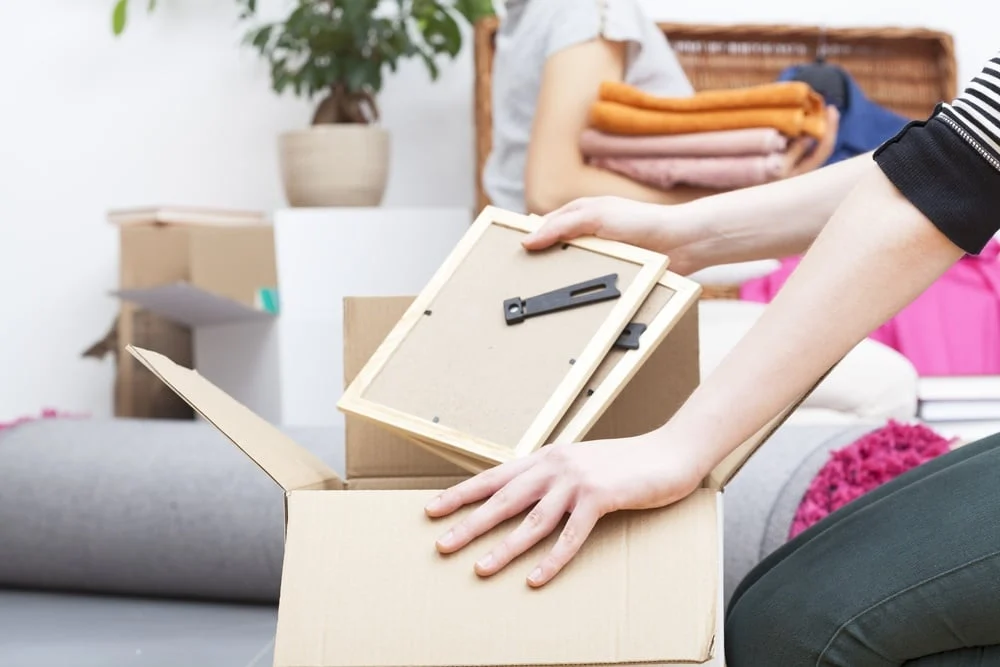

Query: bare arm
left=523, top=143, right=866, bottom=275
left=660, top=161, right=964, bottom=478
left=665, top=148, right=874, bottom=269
left=524, top=38, right=713, bottom=214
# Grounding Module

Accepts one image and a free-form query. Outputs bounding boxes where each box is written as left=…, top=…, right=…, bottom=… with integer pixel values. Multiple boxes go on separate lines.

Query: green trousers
left=725, top=430, right=1000, bottom=666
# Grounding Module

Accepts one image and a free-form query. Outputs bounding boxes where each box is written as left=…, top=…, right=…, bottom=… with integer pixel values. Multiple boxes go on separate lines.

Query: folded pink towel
left=592, top=153, right=785, bottom=190
left=580, top=127, right=789, bottom=158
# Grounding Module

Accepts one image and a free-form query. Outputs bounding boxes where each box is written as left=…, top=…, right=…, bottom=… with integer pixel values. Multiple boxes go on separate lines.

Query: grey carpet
left=0, top=418, right=342, bottom=604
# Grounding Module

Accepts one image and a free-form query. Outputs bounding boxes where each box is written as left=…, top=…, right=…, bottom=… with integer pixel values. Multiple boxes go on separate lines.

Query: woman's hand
left=781, top=106, right=841, bottom=179
left=423, top=432, right=706, bottom=587
left=523, top=196, right=710, bottom=275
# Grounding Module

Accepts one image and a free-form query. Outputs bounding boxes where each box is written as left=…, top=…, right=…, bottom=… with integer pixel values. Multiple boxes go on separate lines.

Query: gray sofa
left=0, top=417, right=877, bottom=665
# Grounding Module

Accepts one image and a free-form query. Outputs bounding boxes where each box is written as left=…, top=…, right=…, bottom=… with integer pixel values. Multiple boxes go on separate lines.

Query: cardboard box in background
left=343, top=295, right=701, bottom=480
left=128, top=344, right=726, bottom=667
left=114, top=219, right=279, bottom=327
left=83, top=207, right=278, bottom=419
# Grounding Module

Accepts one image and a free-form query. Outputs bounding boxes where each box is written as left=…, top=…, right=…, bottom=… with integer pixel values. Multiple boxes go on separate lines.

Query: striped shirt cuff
left=873, top=50, right=1000, bottom=255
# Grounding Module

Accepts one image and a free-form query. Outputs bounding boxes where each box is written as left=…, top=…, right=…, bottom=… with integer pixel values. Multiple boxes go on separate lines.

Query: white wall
left=0, top=0, right=991, bottom=422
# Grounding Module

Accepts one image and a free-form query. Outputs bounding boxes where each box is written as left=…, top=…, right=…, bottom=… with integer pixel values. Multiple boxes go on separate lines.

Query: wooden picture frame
left=396, top=272, right=702, bottom=474
left=337, top=206, right=669, bottom=467
left=548, top=271, right=702, bottom=444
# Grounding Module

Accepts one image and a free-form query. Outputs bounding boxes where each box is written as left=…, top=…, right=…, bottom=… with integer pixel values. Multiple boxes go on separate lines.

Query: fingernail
left=437, top=530, right=454, bottom=548
left=528, top=568, right=542, bottom=584
left=476, top=554, right=494, bottom=571
left=426, top=496, right=442, bottom=512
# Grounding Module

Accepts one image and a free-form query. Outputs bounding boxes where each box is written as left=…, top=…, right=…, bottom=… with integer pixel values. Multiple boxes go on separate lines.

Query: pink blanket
left=579, top=127, right=789, bottom=158
left=592, top=153, right=785, bottom=191
left=741, top=238, right=1000, bottom=375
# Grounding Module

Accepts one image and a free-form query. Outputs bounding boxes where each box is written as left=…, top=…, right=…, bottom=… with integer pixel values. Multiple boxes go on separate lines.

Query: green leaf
left=147, top=0, right=156, bottom=12
left=453, top=0, right=495, bottom=24
left=251, top=25, right=272, bottom=49
left=112, top=0, right=128, bottom=35
left=417, top=7, right=462, bottom=58
left=417, top=48, right=440, bottom=81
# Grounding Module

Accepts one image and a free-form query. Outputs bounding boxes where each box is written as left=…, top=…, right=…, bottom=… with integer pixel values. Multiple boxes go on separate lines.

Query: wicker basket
left=473, top=19, right=957, bottom=298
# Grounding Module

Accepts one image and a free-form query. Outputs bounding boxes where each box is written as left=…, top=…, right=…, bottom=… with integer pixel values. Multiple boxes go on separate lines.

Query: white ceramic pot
left=278, top=125, right=390, bottom=207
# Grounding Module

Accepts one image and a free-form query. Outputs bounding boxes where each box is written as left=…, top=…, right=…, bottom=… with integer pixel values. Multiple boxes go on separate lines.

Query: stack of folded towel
left=583, top=80, right=830, bottom=191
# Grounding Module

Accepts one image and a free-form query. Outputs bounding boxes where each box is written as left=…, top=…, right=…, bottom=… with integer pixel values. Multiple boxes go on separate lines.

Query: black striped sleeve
left=873, top=50, right=1000, bottom=255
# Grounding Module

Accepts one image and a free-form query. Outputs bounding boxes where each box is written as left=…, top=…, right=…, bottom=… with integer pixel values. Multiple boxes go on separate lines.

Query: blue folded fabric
left=779, top=64, right=909, bottom=165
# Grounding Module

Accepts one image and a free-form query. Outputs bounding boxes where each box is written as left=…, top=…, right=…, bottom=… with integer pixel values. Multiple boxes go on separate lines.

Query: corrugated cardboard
left=344, top=475, right=470, bottom=491
left=88, top=213, right=279, bottom=418
left=343, top=296, right=700, bottom=478
left=113, top=224, right=279, bottom=327
left=128, top=344, right=727, bottom=667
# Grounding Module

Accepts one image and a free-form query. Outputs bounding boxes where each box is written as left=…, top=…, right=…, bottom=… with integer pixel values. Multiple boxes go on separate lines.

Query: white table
left=193, top=207, right=472, bottom=426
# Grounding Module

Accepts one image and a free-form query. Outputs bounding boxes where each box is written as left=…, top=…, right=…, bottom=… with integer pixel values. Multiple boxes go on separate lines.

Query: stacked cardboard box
left=84, top=207, right=279, bottom=419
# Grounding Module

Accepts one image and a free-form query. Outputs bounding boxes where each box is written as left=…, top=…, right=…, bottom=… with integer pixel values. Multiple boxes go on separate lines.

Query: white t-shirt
left=481, top=0, right=694, bottom=213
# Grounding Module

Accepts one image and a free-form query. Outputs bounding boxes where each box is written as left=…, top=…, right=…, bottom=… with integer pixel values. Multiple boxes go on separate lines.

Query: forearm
left=526, top=163, right=712, bottom=214
left=659, top=162, right=964, bottom=478
left=669, top=152, right=872, bottom=271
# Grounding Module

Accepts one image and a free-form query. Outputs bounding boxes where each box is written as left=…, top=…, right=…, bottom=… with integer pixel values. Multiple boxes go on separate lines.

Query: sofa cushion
left=699, top=300, right=919, bottom=420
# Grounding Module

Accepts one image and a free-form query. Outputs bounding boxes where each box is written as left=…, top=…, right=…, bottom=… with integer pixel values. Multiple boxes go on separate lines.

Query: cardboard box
left=128, top=344, right=732, bottom=667
left=343, top=295, right=700, bottom=479
left=114, top=220, right=279, bottom=327
left=84, top=208, right=279, bottom=419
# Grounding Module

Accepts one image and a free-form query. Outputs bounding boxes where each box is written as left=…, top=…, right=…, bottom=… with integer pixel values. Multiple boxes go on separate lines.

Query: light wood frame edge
left=513, top=255, right=668, bottom=456
left=549, top=272, right=703, bottom=444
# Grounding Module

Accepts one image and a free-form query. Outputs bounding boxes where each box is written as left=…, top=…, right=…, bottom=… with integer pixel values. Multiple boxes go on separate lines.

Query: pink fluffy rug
left=789, top=420, right=955, bottom=540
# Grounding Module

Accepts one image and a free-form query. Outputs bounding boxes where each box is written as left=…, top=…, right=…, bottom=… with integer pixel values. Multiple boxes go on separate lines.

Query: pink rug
left=789, top=421, right=955, bottom=540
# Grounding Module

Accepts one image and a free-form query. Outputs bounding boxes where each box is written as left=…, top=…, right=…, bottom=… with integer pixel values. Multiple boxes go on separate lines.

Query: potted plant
left=111, top=0, right=494, bottom=207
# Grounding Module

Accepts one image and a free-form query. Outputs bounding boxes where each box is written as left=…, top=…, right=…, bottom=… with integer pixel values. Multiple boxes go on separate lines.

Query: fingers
left=790, top=106, right=841, bottom=177
left=784, top=137, right=810, bottom=170
left=424, top=455, right=536, bottom=518
left=435, top=466, right=548, bottom=554
left=474, top=486, right=572, bottom=577
left=527, top=502, right=602, bottom=587
left=521, top=202, right=600, bottom=251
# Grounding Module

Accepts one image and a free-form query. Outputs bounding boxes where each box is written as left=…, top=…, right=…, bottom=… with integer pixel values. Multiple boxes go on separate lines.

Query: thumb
left=522, top=219, right=565, bottom=250
left=522, top=210, right=597, bottom=250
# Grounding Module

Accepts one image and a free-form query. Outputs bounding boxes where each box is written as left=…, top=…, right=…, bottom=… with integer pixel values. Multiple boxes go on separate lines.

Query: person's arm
left=669, top=148, right=873, bottom=268
left=521, top=146, right=869, bottom=275
left=659, top=163, right=964, bottom=479
left=425, top=53, right=1000, bottom=588
left=524, top=38, right=715, bottom=214
left=660, top=54, right=1000, bottom=478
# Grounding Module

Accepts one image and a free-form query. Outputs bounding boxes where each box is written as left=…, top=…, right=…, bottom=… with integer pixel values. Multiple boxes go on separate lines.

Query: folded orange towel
left=590, top=81, right=828, bottom=140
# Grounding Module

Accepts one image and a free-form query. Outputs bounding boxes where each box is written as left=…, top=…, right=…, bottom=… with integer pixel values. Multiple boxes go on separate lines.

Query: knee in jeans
left=725, top=578, right=818, bottom=666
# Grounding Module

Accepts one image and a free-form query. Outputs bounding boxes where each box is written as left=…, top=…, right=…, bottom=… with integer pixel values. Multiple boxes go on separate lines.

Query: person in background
left=431, top=48, right=1000, bottom=665
left=481, top=0, right=839, bottom=215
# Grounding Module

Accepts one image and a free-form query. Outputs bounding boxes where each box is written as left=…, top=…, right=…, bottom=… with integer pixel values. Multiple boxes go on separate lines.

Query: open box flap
left=114, top=283, right=278, bottom=328
left=127, top=346, right=342, bottom=492
left=274, top=488, right=720, bottom=667
left=706, top=364, right=838, bottom=490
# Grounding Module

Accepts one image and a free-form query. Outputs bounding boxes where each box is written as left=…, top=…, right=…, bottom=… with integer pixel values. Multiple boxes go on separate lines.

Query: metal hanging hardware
left=504, top=274, right=620, bottom=325
left=614, top=322, right=647, bottom=350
